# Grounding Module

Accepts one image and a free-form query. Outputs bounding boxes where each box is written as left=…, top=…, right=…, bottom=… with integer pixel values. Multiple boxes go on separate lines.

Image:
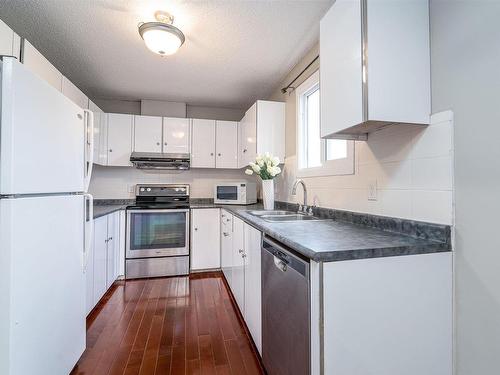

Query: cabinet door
left=191, top=209, right=221, bottom=270
left=88, top=101, right=106, bottom=166
left=107, top=113, right=133, bottom=166
left=319, top=0, right=363, bottom=137
left=93, top=216, right=108, bottom=305
left=191, top=119, right=216, bottom=168
left=240, top=104, right=257, bottom=167
left=232, top=216, right=245, bottom=314
left=216, top=120, right=238, bottom=169
left=113, top=212, right=122, bottom=280
left=106, top=213, right=117, bottom=289
left=61, top=76, right=88, bottom=109
left=85, top=234, right=95, bottom=315
left=22, top=39, right=63, bottom=92
left=134, top=115, right=162, bottom=153
left=220, top=210, right=233, bottom=287
left=244, top=224, right=262, bottom=354
left=255, top=101, right=285, bottom=161
left=0, top=19, right=14, bottom=56
left=163, top=117, right=190, bottom=153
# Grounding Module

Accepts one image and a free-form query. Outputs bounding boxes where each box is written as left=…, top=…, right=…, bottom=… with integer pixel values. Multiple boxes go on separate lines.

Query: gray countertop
left=93, top=200, right=451, bottom=262
left=93, top=204, right=128, bottom=219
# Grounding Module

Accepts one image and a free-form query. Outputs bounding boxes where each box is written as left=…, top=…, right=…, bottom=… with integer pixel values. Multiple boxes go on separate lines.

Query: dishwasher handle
left=262, top=235, right=309, bottom=278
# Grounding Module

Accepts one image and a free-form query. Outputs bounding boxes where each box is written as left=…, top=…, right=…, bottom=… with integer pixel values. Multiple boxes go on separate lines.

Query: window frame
left=296, top=70, right=355, bottom=178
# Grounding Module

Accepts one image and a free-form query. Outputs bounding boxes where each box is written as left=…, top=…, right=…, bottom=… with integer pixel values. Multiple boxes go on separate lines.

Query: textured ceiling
left=0, top=0, right=333, bottom=109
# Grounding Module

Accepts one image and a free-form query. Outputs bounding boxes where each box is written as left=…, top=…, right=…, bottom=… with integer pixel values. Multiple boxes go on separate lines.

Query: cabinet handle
left=242, top=254, right=247, bottom=258
left=210, top=153, right=214, bottom=156
left=223, top=232, right=229, bottom=237
left=243, top=149, right=247, bottom=153
left=218, top=153, right=221, bottom=156
left=164, top=142, right=167, bottom=146
left=109, top=149, right=113, bottom=152
left=156, top=142, right=160, bottom=146
left=194, top=228, right=198, bottom=231
left=109, top=237, right=113, bottom=241
left=238, top=249, right=243, bottom=254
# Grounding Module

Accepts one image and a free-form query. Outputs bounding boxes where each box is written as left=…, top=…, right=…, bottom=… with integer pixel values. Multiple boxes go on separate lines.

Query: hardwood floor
left=71, top=272, right=265, bottom=375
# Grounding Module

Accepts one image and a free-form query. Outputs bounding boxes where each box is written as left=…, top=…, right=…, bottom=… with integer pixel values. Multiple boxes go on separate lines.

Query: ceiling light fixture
left=138, top=11, right=185, bottom=56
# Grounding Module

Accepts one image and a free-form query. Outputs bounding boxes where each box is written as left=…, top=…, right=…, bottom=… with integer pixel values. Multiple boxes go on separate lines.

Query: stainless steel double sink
left=248, top=210, right=325, bottom=222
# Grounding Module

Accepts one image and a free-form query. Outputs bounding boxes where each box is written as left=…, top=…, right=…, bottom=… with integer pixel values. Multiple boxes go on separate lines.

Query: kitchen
left=0, top=1, right=498, bottom=375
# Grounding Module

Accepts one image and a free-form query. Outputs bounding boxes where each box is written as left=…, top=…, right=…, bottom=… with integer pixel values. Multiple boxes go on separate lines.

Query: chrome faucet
left=292, top=179, right=312, bottom=215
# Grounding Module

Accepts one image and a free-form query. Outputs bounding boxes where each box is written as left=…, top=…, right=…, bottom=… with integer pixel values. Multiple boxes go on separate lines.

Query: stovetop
left=127, top=184, right=190, bottom=210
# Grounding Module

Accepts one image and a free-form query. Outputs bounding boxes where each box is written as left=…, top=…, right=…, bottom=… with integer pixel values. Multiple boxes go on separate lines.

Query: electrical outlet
left=368, top=180, right=378, bottom=201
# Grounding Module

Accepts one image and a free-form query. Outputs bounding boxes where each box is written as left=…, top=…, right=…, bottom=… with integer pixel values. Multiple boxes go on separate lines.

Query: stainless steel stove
left=125, top=184, right=190, bottom=279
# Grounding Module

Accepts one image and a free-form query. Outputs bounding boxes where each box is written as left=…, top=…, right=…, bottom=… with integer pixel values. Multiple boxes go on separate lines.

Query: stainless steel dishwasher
left=262, top=235, right=310, bottom=375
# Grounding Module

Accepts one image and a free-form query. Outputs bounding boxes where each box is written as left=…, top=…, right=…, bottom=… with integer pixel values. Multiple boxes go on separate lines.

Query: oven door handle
left=126, top=208, right=190, bottom=214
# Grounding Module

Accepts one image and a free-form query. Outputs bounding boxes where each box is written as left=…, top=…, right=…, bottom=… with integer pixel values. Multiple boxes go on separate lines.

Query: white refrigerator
left=0, top=57, right=94, bottom=375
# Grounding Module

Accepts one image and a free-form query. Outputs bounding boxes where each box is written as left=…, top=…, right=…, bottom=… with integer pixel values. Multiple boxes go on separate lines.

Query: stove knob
left=146, top=188, right=151, bottom=192
left=140, top=188, right=145, bottom=192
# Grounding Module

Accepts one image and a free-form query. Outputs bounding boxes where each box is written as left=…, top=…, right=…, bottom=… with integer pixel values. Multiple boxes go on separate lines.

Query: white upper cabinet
left=239, top=100, right=285, bottom=168
left=0, top=19, right=20, bottom=59
left=163, top=117, right=190, bottom=154
left=320, top=0, right=431, bottom=140
left=61, top=76, right=89, bottom=109
left=216, top=120, right=238, bottom=169
left=134, top=115, right=162, bottom=153
left=191, top=119, right=216, bottom=168
left=22, top=39, right=63, bottom=92
left=107, top=113, right=133, bottom=166
left=88, top=100, right=107, bottom=166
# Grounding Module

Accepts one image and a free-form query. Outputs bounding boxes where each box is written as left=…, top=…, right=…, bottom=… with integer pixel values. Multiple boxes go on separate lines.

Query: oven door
left=126, top=209, right=189, bottom=258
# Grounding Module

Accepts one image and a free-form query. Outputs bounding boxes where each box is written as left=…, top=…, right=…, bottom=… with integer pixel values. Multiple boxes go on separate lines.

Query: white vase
left=262, top=179, right=275, bottom=210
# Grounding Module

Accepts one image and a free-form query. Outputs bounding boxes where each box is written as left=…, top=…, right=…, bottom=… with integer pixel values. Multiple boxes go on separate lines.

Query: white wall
left=268, top=46, right=454, bottom=225
left=431, top=1, right=500, bottom=374
left=89, top=165, right=254, bottom=199
left=93, top=98, right=244, bottom=121
left=141, top=99, right=186, bottom=117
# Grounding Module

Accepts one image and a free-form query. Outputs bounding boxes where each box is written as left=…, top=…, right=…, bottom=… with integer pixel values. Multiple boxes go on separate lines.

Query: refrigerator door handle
left=83, top=193, right=94, bottom=270
left=83, top=109, right=94, bottom=193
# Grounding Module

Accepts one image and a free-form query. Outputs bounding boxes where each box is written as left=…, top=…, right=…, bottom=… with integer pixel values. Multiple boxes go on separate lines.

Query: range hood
left=130, top=152, right=190, bottom=170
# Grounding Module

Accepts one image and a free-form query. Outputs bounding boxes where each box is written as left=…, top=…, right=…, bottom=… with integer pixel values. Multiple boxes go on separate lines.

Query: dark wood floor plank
left=72, top=272, right=264, bottom=375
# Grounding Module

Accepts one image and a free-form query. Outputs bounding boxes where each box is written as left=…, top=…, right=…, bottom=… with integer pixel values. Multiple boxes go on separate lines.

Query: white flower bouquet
left=245, top=153, right=282, bottom=180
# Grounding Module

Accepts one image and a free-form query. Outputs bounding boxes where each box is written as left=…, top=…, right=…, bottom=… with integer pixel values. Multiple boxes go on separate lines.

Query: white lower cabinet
left=191, top=208, right=221, bottom=271
left=243, top=224, right=262, bottom=354
left=85, top=211, right=122, bottom=315
left=231, top=216, right=246, bottom=313
left=92, top=216, right=108, bottom=309
left=220, top=210, right=233, bottom=287
left=223, top=213, right=262, bottom=354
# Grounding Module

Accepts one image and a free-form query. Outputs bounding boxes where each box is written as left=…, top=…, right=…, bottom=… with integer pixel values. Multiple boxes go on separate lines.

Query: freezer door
left=0, top=57, right=86, bottom=195
left=0, top=195, right=86, bottom=375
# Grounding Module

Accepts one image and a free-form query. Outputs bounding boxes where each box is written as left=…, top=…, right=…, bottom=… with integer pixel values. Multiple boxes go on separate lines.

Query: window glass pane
left=306, top=88, right=321, bottom=168
left=326, top=139, right=347, bottom=161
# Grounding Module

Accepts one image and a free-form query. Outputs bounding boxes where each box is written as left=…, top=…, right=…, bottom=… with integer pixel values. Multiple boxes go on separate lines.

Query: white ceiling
left=0, top=0, right=333, bottom=109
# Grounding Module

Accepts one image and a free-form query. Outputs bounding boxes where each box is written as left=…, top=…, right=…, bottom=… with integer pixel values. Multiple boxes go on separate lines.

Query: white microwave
left=214, top=181, right=257, bottom=205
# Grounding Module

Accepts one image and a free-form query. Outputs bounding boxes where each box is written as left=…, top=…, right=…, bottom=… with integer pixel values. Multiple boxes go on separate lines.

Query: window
left=296, top=71, right=354, bottom=177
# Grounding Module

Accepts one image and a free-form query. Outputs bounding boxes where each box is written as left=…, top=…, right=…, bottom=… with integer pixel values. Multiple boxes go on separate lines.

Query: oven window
left=217, top=186, right=238, bottom=200
left=129, top=212, right=186, bottom=250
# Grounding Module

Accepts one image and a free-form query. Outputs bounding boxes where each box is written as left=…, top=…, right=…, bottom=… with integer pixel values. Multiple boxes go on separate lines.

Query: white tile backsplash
left=276, top=111, right=454, bottom=224
left=89, top=166, right=253, bottom=199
